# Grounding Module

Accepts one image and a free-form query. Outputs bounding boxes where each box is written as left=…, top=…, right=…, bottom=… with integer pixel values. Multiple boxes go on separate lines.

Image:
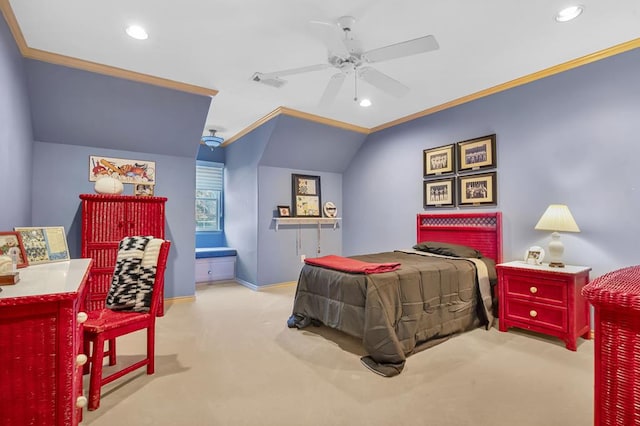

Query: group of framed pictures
left=0, top=226, right=71, bottom=268
left=423, top=134, right=497, bottom=209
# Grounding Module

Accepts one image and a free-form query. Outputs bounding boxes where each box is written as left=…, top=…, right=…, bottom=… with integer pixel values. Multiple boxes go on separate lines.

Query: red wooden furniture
left=0, top=259, right=92, bottom=426
left=83, top=240, right=171, bottom=411
left=80, top=194, right=167, bottom=313
left=416, top=212, right=503, bottom=263
left=497, top=261, right=590, bottom=351
left=582, top=266, right=640, bottom=426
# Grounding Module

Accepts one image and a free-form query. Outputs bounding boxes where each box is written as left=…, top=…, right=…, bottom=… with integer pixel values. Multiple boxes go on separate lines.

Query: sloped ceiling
left=25, top=59, right=211, bottom=158
left=259, top=115, right=367, bottom=173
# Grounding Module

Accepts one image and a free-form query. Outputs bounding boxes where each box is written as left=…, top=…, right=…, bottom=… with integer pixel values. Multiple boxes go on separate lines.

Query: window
left=196, top=161, right=223, bottom=232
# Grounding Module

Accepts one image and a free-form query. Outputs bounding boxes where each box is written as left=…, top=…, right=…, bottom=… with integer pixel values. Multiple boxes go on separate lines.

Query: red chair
left=83, top=240, right=171, bottom=411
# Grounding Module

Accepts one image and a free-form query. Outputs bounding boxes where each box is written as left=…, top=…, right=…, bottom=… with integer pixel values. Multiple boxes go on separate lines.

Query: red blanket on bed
left=304, top=255, right=401, bottom=274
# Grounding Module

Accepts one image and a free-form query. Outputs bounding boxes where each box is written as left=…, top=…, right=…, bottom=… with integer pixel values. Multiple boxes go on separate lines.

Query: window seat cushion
left=195, top=247, right=237, bottom=258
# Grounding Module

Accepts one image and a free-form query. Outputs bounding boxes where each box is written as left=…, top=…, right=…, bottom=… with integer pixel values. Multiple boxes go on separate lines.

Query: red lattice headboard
left=416, top=212, right=503, bottom=263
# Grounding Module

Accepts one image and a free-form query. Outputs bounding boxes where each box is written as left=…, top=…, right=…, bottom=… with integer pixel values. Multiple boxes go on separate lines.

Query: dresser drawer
left=503, top=274, right=567, bottom=305
left=504, top=298, right=567, bottom=333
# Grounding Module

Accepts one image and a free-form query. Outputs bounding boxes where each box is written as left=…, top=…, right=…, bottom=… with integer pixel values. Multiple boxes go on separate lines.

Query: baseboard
left=235, top=278, right=297, bottom=291
left=165, top=295, right=196, bottom=305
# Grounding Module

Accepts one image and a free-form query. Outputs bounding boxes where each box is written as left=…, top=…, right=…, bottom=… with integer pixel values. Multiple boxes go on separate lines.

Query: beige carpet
left=82, top=281, right=594, bottom=425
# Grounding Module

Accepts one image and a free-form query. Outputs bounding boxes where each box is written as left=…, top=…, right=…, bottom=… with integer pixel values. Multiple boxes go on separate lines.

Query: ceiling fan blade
left=358, top=67, right=409, bottom=98
left=363, top=35, right=439, bottom=63
left=257, top=63, right=331, bottom=80
left=318, top=73, right=346, bottom=108
left=308, top=20, right=350, bottom=57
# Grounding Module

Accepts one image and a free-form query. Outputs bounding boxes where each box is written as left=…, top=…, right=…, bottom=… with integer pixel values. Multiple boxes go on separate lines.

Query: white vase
left=94, top=176, right=124, bottom=194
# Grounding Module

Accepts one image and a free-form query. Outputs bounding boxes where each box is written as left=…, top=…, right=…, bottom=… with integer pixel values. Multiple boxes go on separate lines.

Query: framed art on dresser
left=0, top=231, right=29, bottom=268
left=14, top=226, right=71, bottom=264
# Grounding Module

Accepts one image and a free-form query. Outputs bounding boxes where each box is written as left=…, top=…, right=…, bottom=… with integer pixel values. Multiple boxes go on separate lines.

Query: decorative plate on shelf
left=323, top=202, right=337, bottom=218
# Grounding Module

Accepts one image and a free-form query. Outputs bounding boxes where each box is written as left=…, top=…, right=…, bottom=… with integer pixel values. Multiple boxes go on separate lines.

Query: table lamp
left=534, top=204, right=580, bottom=267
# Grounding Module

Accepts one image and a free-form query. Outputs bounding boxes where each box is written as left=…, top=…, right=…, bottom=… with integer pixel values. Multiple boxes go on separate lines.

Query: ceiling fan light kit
left=251, top=15, right=439, bottom=107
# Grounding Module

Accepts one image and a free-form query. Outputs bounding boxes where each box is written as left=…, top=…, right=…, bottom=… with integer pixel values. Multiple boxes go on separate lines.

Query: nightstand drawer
left=504, top=299, right=567, bottom=332
left=504, top=274, right=567, bottom=305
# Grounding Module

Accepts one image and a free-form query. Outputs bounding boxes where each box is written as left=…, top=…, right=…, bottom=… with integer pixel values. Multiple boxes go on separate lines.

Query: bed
left=288, top=212, right=502, bottom=377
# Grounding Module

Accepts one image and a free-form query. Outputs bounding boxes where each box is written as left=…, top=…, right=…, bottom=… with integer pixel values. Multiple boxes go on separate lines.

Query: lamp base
left=548, top=261, right=565, bottom=268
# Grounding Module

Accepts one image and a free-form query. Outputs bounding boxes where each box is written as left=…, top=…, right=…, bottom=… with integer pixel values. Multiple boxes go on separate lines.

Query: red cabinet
left=497, top=261, right=591, bottom=351
left=80, top=194, right=166, bottom=312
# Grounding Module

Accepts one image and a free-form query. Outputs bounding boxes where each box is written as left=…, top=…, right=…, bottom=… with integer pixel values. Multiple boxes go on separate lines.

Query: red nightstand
left=497, top=261, right=591, bottom=351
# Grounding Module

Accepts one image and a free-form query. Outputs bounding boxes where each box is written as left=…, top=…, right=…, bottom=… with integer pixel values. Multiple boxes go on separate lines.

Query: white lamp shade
left=534, top=204, right=580, bottom=233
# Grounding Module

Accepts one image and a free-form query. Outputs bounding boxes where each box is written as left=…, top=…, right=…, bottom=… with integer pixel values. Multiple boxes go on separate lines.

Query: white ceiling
left=7, top=0, right=640, bottom=141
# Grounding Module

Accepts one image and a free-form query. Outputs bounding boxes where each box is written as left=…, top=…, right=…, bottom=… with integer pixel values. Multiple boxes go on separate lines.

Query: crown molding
left=371, top=38, right=640, bottom=133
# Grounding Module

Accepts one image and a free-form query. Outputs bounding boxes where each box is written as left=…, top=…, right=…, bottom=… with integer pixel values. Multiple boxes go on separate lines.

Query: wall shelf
left=273, top=217, right=341, bottom=231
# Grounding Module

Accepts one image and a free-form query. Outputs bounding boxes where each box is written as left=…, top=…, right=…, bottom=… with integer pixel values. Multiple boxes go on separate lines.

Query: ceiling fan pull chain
left=353, top=67, right=358, bottom=102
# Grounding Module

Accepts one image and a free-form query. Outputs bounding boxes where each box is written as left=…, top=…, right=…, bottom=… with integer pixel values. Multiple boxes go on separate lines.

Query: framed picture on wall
left=458, top=172, right=497, bottom=207
left=89, top=155, right=156, bottom=185
left=456, top=134, right=496, bottom=173
left=292, top=174, right=321, bottom=217
left=423, top=144, right=455, bottom=177
left=423, top=178, right=456, bottom=209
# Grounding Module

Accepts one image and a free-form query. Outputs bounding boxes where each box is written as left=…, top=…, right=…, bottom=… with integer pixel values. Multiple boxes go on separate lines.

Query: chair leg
left=147, top=324, right=155, bottom=374
left=88, top=334, right=105, bottom=411
left=83, top=338, right=91, bottom=375
left=108, top=338, right=117, bottom=366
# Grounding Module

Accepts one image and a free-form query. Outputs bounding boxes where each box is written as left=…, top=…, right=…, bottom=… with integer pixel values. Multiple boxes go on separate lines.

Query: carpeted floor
left=82, top=281, right=594, bottom=425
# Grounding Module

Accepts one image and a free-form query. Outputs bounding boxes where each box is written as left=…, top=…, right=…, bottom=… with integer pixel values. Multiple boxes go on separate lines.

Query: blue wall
left=343, top=47, right=640, bottom=280
left=257, top=166, right=342, bottom=285
left=0, top=15, right=32, bottom=229
left=225, top=114, right=365, bottom=287
left=31, top=141, right=197, bottom=299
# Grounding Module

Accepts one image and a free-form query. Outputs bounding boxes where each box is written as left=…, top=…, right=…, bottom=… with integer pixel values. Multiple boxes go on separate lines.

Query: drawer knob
left=77, top=312, right=88, bottom=323
left=208, top=270, right=212, bottom=274
left=529, top=310, right=538, bottom=318
left=76, top=354, right=88, bottom=366
left=76, top=396, right=88, bottom=408
left=529, top=286, right=538, bottom=294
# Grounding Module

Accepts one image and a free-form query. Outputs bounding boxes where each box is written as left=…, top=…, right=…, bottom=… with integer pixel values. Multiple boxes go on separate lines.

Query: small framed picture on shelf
left=134, top=183, right=155, bottom=197
left=423, top=144, right=455, bottom=177
left=292, top=174, right=321, bottom=217
left=458, top=172, right=497, bottom=207
left=456, top=134, right=496, bottom=173
left=424, top=177, right=456, bottom=209
left=14, top=226, right=71, bottom=265
left=0, top=231, right=29, bottom=268
left=277, top=205, right=291, bottom=217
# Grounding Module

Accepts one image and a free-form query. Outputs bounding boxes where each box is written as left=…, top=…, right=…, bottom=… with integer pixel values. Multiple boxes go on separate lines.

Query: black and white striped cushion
left=106, top=236, right=161, bottom=312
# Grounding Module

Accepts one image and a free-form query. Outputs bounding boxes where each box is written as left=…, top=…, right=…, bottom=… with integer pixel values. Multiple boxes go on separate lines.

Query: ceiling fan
left=251, top=16, right=439, bottom=107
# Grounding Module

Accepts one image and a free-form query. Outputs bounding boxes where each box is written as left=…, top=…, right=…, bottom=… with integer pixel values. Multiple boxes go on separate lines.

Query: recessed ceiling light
left=359, top=98, right=372, bottom=107
left=555, top=5, right=584, bottom=22
left=126, top=25, right=148, bottom=40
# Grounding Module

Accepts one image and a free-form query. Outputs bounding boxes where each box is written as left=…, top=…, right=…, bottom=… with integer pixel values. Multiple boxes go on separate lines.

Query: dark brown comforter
left=289, top=250, right=495, bottom=376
